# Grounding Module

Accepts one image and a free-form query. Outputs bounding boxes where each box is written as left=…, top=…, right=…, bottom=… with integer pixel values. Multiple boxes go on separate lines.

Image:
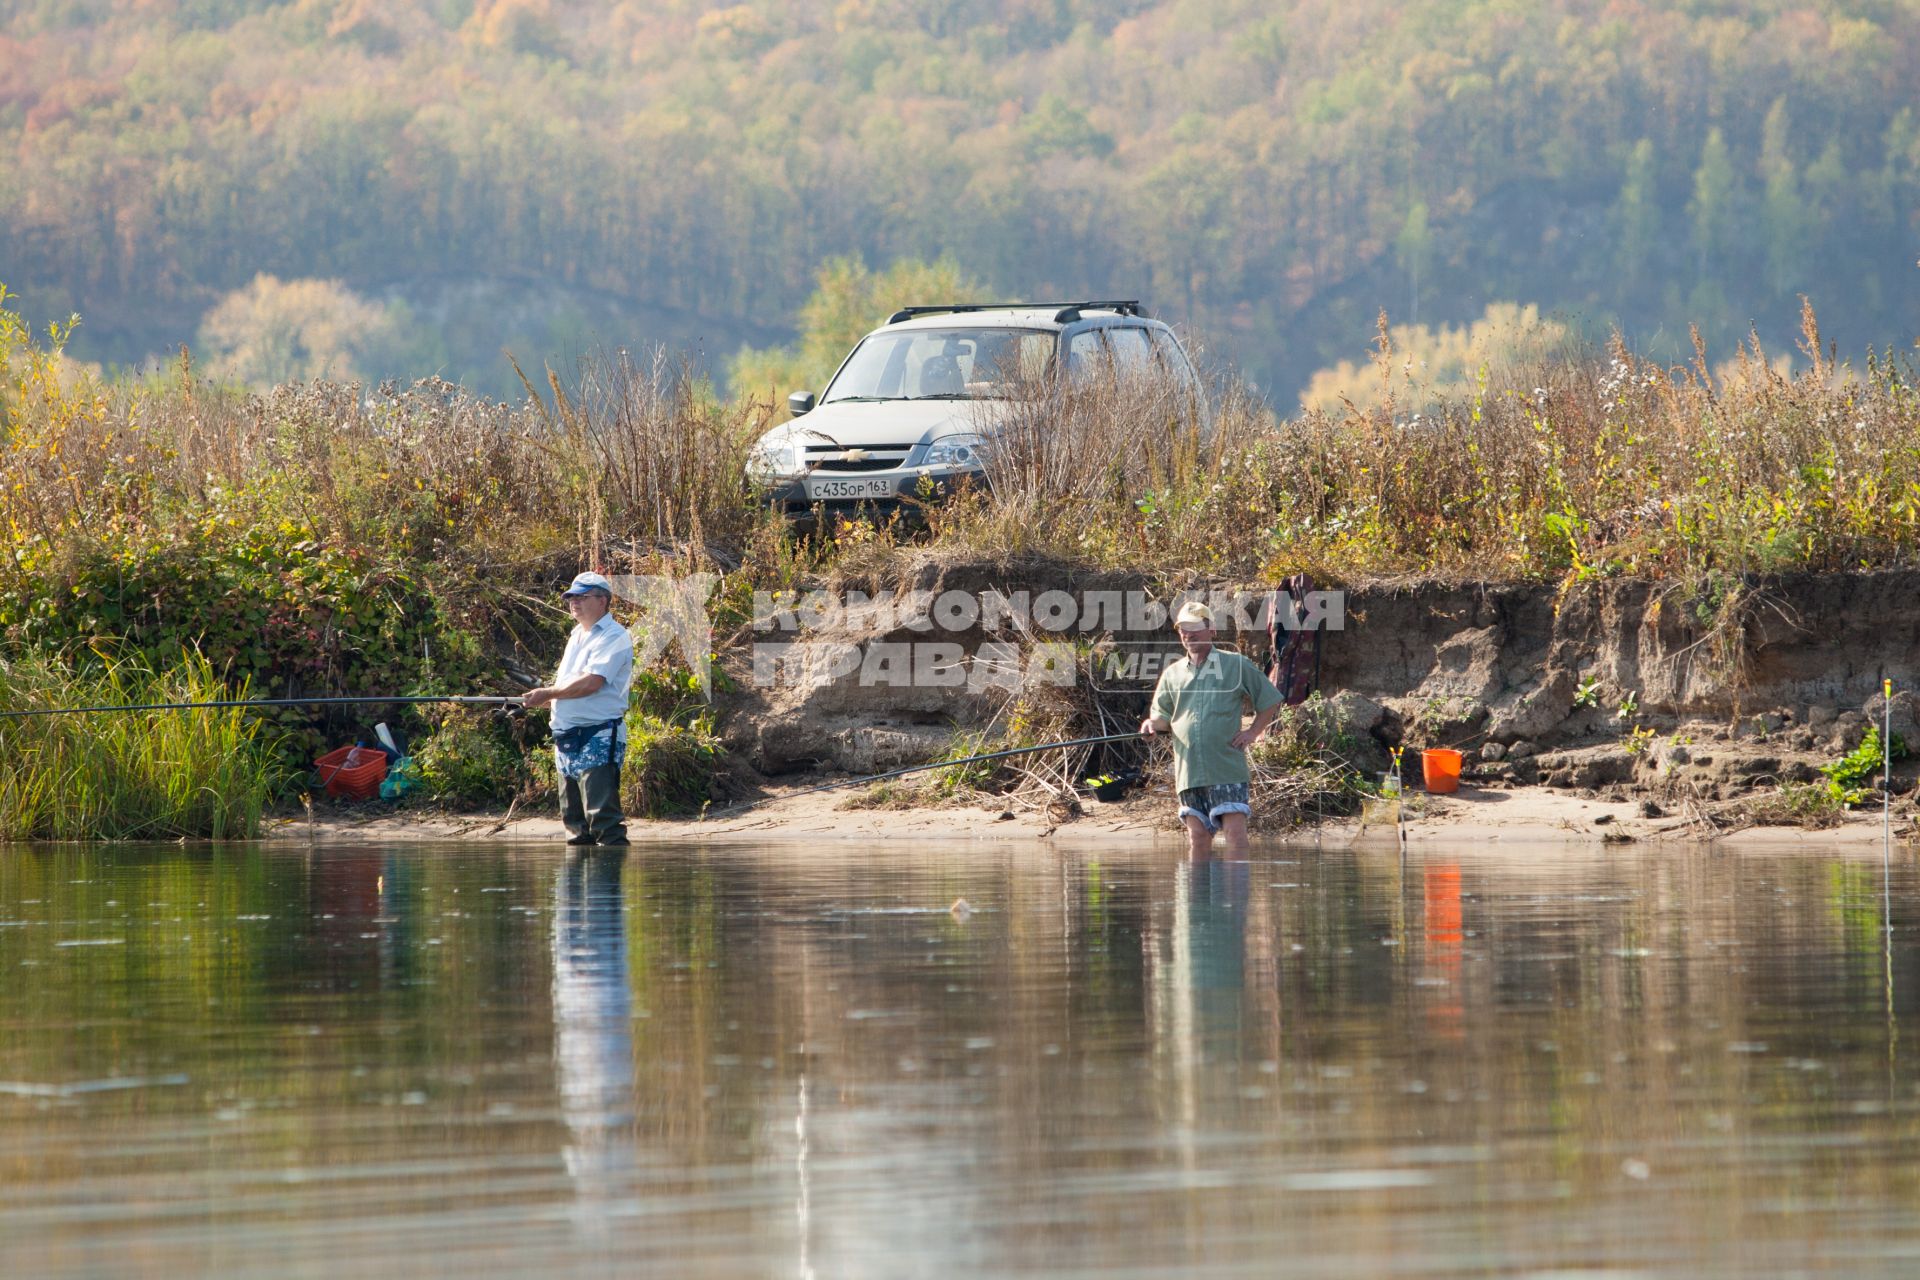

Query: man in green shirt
left=1140, top=601, right=1285, bottom=856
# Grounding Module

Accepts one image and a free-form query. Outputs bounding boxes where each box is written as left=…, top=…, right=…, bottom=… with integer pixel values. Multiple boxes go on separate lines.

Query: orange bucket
left=1421, top=748, right=1463, bottom=793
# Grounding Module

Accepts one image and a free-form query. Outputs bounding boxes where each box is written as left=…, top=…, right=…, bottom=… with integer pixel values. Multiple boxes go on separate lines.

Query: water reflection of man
left=1182, top=855, right=1252, bottom=1031
left=1149, top=851, right=1258, bottom=1154
left=552, top=851, right=636, bottom=1227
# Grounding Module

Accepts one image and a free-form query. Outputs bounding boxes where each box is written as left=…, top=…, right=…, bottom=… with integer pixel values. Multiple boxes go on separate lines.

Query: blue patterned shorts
left=553, top=720, right=628, bottom=780
left=1177, top=781, right=1251, bottom=832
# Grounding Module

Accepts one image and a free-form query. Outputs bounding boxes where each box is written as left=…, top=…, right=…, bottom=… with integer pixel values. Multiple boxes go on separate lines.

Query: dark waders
left=554, top=717, right=629, bottom=846
left=561, top=763, right=627, bottom=845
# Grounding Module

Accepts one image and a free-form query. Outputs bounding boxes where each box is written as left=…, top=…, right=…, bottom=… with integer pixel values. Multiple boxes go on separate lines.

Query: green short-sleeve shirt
left=1150, top=649, right=1284, bottom=791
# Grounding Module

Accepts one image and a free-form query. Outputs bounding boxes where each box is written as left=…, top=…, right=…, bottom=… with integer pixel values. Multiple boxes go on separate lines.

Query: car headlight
left=746, top=439, right=805, bottom=480
left=917, top=434, right=987, bottom=469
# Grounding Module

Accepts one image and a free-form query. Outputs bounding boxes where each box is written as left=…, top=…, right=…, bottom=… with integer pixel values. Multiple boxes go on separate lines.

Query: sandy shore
left=265, top=781, right=1914, bottom=851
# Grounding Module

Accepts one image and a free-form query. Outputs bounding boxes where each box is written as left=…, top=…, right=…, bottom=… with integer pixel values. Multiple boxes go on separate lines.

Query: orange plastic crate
left=314, top=745, right=389, bottom=801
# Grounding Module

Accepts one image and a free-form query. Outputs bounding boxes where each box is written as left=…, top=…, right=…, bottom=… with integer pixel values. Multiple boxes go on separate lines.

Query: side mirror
left=788, top=390, right=815, bottom=417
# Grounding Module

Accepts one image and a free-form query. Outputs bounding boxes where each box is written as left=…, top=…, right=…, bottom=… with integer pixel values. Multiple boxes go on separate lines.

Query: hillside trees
left=0, top=0, right=1913, bottom=398
left=195, top=274, right=393, bottom=385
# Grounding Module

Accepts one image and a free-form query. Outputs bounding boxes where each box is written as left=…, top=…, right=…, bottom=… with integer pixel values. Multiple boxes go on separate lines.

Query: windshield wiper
left=823, top=395, right=898, bottom=404
left=906, top=393, right=974, bottom=401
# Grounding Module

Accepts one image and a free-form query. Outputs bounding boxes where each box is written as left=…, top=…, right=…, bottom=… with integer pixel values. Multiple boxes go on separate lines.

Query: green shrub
left=0, top=518, right=500, bottom=771
left=1818, top=725, right=1910, bottom=807
left=623, top=712, right=721, bottom=817
left=1751, top=781, right=1851, bottom=828
left=412, top=711, right=527, bottom=807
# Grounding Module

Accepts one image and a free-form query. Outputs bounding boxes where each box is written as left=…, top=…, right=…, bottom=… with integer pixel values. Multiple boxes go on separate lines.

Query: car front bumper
left=762, top=468, right=983, bottom=518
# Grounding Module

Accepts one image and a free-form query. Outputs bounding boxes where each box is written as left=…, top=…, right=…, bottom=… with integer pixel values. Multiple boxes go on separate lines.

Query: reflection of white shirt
left=551, top=859, right=634, bottom=1222
left=551, top=613, right=634, bottom=731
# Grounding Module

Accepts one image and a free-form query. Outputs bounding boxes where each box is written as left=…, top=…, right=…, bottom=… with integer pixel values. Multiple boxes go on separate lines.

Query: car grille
left=805, top=443, right=916, bottom=473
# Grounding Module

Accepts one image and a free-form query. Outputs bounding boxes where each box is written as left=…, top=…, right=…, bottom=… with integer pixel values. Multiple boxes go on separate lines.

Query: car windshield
left=823, top=328, right=1055, bottom=404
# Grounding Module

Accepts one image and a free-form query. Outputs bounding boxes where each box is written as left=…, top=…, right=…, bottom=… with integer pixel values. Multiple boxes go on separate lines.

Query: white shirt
left=551, top=612, right=635, bottom=731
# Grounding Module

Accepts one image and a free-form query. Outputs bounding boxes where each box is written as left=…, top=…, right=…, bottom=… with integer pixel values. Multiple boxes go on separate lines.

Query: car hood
left=757, top=399, right=1002, bottom=451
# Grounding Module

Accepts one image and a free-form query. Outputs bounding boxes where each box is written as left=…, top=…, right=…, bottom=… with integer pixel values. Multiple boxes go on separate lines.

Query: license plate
left=805, top=476, right=895, bottom=501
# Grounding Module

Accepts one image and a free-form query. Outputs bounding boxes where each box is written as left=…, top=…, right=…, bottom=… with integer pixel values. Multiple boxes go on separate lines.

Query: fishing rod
left=703, top=730, right=1146, bottom=820
left=0, top=694, right=525, bottom=721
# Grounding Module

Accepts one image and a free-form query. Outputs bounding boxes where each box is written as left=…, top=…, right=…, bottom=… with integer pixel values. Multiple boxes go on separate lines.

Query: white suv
left=746, top=301, right=1203, bottom=522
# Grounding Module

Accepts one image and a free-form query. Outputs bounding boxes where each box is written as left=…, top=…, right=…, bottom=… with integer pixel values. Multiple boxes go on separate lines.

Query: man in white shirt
left=524, top=572, right=636, bottom=846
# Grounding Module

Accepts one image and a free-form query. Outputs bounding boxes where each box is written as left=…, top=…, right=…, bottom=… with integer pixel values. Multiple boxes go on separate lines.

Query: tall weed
left=0, top=653, right=290, bottom=841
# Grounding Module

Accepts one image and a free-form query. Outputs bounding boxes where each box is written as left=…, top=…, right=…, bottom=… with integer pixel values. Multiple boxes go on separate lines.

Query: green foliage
left=1755, top=780, right=1853, bottom=827
left=1573, top=676, right=1602, bottom=709
left=1774, top=723, right=1912, bottom=817
left=1819, top=725, right=1908, bottom=806
left=1021, top=94, right=1114, bottom=161
left=1689, top=127, right=1738, bottom=274
left=624, top=711, right=721, bottom=818
left=1246, top=693, right=1371, bottom=823
left=0, top=282, right=92, bottom=454
left=0, top=518, right=493, bottom=766
left=1393, top=201, right=1432, bottom=323
left=1613, top=139, right=1659, bottom=288
left=1256, top=693, right=1361, bottom=772
left=0, top=652, right=290, bottom=840
left=412, top=710, right=525, bottom=807
left=632, top=656, right=734, bottom=725
left=928, top=730, right=1002, bottom=795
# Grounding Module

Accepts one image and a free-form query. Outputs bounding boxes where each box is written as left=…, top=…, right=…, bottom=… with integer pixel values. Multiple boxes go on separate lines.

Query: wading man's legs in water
left=1184, top=811, right=1250, bottom=858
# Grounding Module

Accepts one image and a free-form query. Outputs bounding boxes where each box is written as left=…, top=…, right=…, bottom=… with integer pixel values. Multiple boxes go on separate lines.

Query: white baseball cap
left=562, top=571, right=614, bottom=597
left=1173, top=600, right=1215, bottom=630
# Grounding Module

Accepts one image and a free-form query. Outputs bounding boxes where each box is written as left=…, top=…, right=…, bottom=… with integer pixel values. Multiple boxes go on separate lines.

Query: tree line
left=1, top=0, right=1915, bottom=399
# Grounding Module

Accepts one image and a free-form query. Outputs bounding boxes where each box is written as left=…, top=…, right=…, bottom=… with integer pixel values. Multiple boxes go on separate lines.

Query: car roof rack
left=885, top=300, right=1145, bottom=325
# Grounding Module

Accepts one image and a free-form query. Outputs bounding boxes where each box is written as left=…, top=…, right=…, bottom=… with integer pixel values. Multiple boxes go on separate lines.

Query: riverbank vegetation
left=0, top=654, right=287, bottom=840
left=5, top=280, right=1919, bottom=834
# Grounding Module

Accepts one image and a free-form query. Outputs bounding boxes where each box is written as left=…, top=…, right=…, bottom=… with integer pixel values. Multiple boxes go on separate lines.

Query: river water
left=2, top=837, right=1918, bottom=1277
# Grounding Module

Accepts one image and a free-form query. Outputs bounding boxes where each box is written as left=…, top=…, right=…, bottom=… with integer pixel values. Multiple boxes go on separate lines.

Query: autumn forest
left=2, top=0, right=1917, bottom=399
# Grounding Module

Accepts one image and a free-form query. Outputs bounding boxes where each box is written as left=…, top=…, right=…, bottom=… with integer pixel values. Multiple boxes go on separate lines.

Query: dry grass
left=893, top=307, right=1920, bottom=586
left=1256, top=311, right=1920, bottom=582
left=3, top=331, right=777, bottom=575
left=930, top=355, right=1272, bottom=570
left=10, top=288, right=1917, bottom=593
left=529, top=346, right=778, bottom=558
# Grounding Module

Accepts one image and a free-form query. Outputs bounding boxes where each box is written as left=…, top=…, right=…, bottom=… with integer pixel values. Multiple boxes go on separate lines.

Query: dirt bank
left=270, top=558, right=1920, bottom=850
left=708, top=556, right=1919, bottom=834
